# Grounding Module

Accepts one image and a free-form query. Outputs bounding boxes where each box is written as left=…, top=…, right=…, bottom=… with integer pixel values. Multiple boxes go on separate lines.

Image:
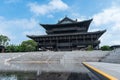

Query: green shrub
left=100, top=45, right=111, bottom=51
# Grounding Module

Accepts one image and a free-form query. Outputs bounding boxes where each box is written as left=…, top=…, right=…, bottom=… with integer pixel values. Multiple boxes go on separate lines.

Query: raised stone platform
left=101, top=48, right=120, bottom=64
left=4, top=51, right=109, bottom=63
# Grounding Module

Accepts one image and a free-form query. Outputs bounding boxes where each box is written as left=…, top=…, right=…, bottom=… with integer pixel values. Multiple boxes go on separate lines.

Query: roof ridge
left=57, top=16, right=76, bottom=24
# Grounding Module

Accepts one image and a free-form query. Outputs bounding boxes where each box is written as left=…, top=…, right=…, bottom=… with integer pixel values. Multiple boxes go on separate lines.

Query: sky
left=0, top=0, right=120, bottom=46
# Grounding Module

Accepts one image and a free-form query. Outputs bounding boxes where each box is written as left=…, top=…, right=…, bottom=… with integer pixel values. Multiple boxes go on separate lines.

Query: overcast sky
left=0, top=0, right=120, bottom=46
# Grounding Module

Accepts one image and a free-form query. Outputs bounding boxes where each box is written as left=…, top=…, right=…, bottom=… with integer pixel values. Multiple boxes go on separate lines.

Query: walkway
left=83, top=62, right=120, bottom=80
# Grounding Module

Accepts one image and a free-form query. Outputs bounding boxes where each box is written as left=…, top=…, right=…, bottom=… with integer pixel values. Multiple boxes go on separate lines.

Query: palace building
left=27, top=17, right=106, bottom=51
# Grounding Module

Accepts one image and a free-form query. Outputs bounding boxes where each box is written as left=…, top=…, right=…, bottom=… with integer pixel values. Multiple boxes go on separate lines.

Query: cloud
left=111, top=40, right=120, bottom=45
left=92, top=6, right=120, bottom=46
left=23, top=30, right=46, bottom=36
left=28, top=0, right=69, bottom=16
left=93, top=6, right=120, bottom=26
left=8, top=18, right=37, bottom=29
left=0, top=16, right=39, bottom=44
left=0, top=28, right=15, bottom=41
left=47, top=14, right=54, bottom=18
left=0, top=17, right=37, bottom=30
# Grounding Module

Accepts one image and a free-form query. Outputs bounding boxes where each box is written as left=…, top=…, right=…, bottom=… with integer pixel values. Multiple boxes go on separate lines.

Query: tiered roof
left=40, top=17, right=93, bottom=32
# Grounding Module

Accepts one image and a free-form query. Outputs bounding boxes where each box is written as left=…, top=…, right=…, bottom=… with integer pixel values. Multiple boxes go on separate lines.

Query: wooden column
left=69, top=36, right=70, bottom=50
left=43, top=38, right=45, bottom=50
left=50, top=37, right=51, bottom=50
left=83, top=36, right=85, bottom=43
left=56, top=37, right=58, bottom=51
left=76, top=36, right=78, bottom=50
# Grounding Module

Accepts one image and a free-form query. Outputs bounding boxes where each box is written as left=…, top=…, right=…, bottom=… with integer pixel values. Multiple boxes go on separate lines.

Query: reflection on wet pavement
left=0, top=72, right=91, bottom=80
left=0, top=62, right=89, bottom=73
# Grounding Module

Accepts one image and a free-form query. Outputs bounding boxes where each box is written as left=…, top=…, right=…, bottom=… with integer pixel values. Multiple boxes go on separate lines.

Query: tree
left=20, top=40, right=37, bottom=52
left=0, top=35, right=10, bottom=46
left=6, top=45, right=21, bottom=52
left=100, top=45, right=111, bottom=51
left=5, top=40, right=37, bottom=52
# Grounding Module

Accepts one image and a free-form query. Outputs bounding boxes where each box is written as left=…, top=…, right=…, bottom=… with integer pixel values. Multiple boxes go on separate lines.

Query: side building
left=27, top=17, right=106, bottom=51
left=0, top=45, right=5, bottom=53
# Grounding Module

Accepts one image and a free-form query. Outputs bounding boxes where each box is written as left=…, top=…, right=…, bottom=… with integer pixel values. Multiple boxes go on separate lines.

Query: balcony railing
left=72, top=40, right=100, bottom=45
left=39, top=41, right=100, bottom=46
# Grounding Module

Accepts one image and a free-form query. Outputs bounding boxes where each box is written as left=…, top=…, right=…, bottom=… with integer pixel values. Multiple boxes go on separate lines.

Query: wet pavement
left=0, top=71, right=92, bottom=80
left=0, top=63, right=89, bottom=73
left=0, top=62, right=92, bottom=80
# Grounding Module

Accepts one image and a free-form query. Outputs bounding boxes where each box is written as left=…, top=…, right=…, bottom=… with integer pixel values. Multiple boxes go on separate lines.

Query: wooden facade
left=27, top=17, right=106, bottom=51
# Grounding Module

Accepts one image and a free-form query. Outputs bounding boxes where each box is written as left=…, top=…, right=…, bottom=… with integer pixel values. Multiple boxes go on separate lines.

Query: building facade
left=27, top=17, right=106, bottom=51
left=0, top=45, right=5, bottom=53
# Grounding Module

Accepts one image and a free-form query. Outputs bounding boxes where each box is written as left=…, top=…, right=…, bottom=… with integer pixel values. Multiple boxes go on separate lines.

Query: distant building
left=110, top=45, right=120, bottom=50
left=27, top=17, right=106, bottom=51
left=0, top=45, right=5, bottom=53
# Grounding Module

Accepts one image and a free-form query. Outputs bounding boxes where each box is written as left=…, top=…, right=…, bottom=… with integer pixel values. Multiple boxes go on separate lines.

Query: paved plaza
left=0, top=49, right=120, bottom=80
